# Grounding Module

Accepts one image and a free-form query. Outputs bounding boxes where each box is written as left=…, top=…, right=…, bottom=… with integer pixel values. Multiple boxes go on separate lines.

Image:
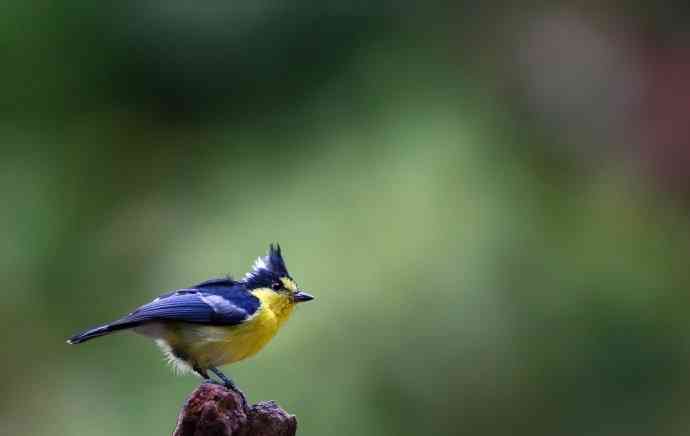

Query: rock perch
left=173, top=383, right=297, bottom=436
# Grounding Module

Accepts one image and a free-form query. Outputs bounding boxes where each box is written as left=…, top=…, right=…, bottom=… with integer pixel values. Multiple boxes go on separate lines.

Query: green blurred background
left=4, top=2, right=690, bottom=435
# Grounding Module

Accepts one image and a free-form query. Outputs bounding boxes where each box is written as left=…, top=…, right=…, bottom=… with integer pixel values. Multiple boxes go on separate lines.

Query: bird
left=67, top=244, right=314, bottom=389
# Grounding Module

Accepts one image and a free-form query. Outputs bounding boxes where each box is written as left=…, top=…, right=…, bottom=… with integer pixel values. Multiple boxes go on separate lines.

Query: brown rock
left=173, top=384, right=297, bottom=436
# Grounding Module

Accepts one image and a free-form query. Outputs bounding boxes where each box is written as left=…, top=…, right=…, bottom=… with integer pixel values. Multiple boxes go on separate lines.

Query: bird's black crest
left=242, top=243, right=290, bottom=289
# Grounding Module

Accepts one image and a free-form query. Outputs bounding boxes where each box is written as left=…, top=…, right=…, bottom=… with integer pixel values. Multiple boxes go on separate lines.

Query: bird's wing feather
left=117, top=291, right=255, bottom=326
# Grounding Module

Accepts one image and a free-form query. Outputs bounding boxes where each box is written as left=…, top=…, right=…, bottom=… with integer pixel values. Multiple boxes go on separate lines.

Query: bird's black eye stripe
left=271, top=282, right=282, bottom=291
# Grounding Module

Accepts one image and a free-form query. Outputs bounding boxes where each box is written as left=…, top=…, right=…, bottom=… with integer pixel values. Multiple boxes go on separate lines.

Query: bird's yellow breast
left=169, top=289, right=295, bottom=369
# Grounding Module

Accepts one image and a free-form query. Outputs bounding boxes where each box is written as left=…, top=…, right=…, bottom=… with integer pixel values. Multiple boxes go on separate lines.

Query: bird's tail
left=67, top=321, right=135, bottom=344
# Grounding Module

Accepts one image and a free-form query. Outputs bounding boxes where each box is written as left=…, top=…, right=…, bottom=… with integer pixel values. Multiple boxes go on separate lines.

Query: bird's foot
left=204, top=367, right=248, bottom=406
left=201, top=377, right=238, bottom=390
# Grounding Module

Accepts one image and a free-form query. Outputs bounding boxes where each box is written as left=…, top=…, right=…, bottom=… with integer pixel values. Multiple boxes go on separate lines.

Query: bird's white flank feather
left=155, top=339, right=194, bottom=375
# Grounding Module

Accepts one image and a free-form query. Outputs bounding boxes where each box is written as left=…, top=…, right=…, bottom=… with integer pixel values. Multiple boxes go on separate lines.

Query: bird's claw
left=201, top=378, right=247, bottom=406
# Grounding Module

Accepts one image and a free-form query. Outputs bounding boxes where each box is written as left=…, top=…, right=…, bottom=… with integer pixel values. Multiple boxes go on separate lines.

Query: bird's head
left=242, top=244, right=314, bottom=304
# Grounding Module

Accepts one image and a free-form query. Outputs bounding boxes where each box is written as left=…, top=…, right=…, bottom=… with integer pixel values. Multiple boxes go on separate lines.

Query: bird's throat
left=251, top=288, right=295, bottom=327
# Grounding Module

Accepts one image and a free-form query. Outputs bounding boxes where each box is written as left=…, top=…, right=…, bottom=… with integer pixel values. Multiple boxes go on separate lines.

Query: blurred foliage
left=3, top=2, right=690, bottom=436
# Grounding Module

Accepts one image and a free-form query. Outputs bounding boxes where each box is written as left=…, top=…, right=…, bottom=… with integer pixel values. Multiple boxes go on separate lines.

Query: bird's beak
left=293, top=290, right=314, bottom=303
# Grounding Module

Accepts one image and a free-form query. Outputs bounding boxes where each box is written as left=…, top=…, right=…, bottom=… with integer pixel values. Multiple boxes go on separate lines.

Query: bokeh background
left=4, top=2, right=690, bottom=435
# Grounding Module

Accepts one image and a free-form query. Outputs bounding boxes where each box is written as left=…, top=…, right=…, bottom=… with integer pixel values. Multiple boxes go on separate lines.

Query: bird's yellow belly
left=151, top=289, right=295, bottom=372
left=196, top=316, right=278, bottom=366
left=170, top=305, right=287, bottom=369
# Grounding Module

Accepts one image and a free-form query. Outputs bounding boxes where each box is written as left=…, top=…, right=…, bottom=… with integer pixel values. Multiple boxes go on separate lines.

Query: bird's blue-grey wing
left=117, top=291, right=255, bottom=326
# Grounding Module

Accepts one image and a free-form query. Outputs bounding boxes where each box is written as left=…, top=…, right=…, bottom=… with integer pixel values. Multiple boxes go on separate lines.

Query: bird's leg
left=209, top=367, right=237, bottom=390
left=208, top=367, right=247, bottom=405
left=194, top=365, right=218, bottom=385
left=195, top=365, right=246, bottom=403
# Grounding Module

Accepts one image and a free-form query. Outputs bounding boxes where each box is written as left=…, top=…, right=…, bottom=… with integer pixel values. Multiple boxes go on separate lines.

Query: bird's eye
left=271, top=282, right=282, bottom=291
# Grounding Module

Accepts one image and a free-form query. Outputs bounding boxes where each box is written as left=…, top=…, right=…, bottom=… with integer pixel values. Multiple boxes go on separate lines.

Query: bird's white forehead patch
left=253, top=256, right=268, bottom=271
left=243, top=256, right=269, bottom=281
left=200, top=294, right=235, bottom=314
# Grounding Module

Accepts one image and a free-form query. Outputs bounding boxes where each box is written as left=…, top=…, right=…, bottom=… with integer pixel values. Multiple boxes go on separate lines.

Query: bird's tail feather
left=67, top=320, right=138, bottom=344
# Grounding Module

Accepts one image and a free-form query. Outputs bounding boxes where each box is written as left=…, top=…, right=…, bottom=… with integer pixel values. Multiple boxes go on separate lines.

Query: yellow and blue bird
left=67, top=244, right=313, bottom=389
